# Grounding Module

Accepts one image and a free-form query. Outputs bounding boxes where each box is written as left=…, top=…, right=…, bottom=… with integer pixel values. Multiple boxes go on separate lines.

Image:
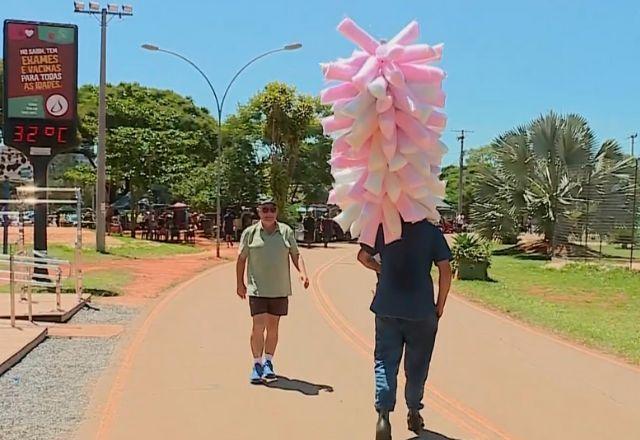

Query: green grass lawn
left=65, top=269, right=134, bottom=296
left=585, top=242, right=636, bottom=260
left=46, top=236, right=201, bottom=262
left=0, top=269, right=133, bottom=296
left=453, top=255, right=640, bottom=364
left=0, top=236, right=200, bottom=296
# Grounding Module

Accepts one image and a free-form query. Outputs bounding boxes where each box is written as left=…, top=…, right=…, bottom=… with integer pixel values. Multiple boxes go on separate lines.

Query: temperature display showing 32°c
left=4, top=121, right=74, bottom=148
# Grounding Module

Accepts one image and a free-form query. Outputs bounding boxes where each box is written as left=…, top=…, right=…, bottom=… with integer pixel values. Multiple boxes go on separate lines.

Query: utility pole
left=452, top=129, right=473, bottom=216
left=629, top=133, right=637, bottom=157
left=75, top=2, right=133, bottom=252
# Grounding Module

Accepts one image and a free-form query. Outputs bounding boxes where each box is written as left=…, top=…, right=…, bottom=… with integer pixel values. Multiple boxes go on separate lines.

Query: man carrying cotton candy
left=321, top=18, right=453, bottom=439
left=358, top=219, right=452, bottom=438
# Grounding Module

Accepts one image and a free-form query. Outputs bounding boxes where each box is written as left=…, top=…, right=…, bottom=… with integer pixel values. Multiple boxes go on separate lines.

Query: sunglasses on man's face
left=261, top=206, right=277, bottom=214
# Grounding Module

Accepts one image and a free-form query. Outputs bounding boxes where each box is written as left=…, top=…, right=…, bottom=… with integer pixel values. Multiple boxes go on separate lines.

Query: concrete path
left=0, top=319, right=47, bottom=376
left=76, top=244, right=640, bottom=440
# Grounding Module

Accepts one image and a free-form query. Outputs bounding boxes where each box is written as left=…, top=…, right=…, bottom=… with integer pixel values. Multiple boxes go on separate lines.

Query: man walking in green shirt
left=236, top=199, right=309, bottom=384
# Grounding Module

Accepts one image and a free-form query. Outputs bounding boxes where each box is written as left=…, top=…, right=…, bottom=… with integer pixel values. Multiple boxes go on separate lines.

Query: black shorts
left=249, top=296, right=289, bottom=317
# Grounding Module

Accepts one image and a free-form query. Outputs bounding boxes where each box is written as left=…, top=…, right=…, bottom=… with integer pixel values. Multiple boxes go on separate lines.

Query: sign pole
left=1, top=179, right=9, bottom=254
left=32, top=157, right=49, bottom=256
left=2, top=19, right=79, bottom=259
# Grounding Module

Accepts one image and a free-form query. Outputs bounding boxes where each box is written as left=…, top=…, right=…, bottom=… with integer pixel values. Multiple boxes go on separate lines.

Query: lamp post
left=74, top=2, right=133, bottom=253
left=142, top=43, right=302, bottom=257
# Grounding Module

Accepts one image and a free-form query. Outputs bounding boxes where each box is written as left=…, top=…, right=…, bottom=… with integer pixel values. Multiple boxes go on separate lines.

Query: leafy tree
left=218, top=112, right=264, bottom=207
left=61, top=163, right=96, bottom=207
left=61, top=163, right=95, bottom=187
left=170, top=119, right=264, bottom=212
left=78, top=82, right=218, bottom=235
left=290, top=107, right=332, bottom=205
left=78, top=82, right=217, bottom=163
left=241, top=82, right=318, bottom=218
left=440, top=146, right=494, bottom=215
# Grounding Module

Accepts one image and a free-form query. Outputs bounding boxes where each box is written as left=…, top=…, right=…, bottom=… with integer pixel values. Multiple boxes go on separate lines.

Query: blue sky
left=3, top=0, right=639, bottom=164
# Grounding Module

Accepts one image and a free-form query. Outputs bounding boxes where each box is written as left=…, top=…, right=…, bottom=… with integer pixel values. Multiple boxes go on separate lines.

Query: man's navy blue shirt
left=361, top=220, right=451, bottom=321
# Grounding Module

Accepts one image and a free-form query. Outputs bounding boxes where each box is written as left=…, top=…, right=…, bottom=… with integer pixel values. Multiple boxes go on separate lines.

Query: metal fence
left=552, top=158, right=639, bottom=269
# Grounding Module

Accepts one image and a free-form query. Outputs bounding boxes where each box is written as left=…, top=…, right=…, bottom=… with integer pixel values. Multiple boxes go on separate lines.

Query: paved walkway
left=0, top=320, right=47, bottom=376
left=75, top=244, right=640, bottom=440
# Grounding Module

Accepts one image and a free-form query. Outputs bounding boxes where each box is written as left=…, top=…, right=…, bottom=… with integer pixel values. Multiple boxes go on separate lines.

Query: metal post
left=1, top=214, right=7, bottom=255
left=55, top=267, right=62, bottom=311
left=630, top=158, right=638, bottom=270
left=585, top=169, right=591, bottom=250
left=2, top=179, right=9, bottom=255
left=18, top=209, right=24, bottom=256
left=216, top=115, right=222, bottom=258
left=18, top=209, right=26, bottom=302
left=9, top=250, right=15, bottom=328
left=457, top=131, right=465, bottom=216
left=27, top=261, right=33, bottom=322
left=75, top=188, right=83, bottom=302
left=32, top=158, right=50, bottom=271
left=96, top=7, right=108, bottom=253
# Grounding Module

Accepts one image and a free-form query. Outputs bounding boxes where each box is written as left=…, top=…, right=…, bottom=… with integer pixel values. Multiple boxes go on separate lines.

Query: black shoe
left=407, top=409, right=424, bottom=435
left=376, top=411, right=392, bottom=440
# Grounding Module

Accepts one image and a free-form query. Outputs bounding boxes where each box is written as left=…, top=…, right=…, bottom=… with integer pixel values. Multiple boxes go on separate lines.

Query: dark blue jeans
left=374, top=314, right=438, bottom=412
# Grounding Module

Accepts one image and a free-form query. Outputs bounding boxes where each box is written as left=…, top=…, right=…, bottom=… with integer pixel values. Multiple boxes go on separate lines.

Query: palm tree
left=472, top=126, right=531, bottom=242
left=472, top=112, right=634, bottom=248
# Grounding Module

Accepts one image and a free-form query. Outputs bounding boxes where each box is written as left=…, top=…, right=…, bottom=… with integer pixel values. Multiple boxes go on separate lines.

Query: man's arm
left=435, top=260, right=452, bottom=318
left=236, top=254, right=248, bottom=299
left=357, top=248, right=381, bottom=274
left=290, top=252, right=310, bottom=289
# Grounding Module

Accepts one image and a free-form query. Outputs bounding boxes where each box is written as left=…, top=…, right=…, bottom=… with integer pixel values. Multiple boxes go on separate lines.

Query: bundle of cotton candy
left=320, top=18, right=448, bottom=247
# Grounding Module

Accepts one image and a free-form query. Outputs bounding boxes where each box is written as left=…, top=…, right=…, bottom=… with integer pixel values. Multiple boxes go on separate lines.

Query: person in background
left=303, top=211, right=316, bottom=249
left=320, top=214, right=334, bottom=248
left=223, top=208, right=236, bottom=247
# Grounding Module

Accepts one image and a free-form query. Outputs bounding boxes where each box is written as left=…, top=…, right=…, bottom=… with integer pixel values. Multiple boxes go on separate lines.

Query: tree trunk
left=290, top=184, right=299, bottom=204
left=130, top=209, right=137, bottom=238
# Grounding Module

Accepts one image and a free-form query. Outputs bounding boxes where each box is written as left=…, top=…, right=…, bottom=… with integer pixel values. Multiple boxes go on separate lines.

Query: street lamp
left=74, top=2, right=133, bottom=253
left=142, top=42, right=302, bottom=257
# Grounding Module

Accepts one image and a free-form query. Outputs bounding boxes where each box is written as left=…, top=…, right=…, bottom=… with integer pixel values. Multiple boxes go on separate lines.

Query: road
left=74, top=244, right=640, bottom=440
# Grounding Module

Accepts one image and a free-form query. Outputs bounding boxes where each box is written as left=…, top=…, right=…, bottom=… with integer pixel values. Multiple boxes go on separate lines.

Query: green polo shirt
left=239, top=221, right=300, bottom=298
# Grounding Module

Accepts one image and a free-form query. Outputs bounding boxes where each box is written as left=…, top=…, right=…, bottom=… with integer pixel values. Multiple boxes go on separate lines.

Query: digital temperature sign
left=2, top=20, right=78, bottom=153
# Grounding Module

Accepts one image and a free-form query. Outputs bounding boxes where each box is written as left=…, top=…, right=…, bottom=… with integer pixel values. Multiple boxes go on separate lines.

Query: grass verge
left=453, top=255, right=640, bottom=364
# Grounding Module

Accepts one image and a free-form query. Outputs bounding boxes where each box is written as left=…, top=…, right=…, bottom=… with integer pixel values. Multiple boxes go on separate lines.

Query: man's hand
left=236, top=284, right=247, bottom=299
left=300, top=274, right=310, bottom=289
left=435, top=260, right=452, bottom=320
left=357, top=248, right=382, bottom=274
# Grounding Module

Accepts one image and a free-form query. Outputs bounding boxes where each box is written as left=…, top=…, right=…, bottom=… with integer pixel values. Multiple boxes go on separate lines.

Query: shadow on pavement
left=407, top=430, right=461, bottom=440
left=263, top=375, right=334, bottom=396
